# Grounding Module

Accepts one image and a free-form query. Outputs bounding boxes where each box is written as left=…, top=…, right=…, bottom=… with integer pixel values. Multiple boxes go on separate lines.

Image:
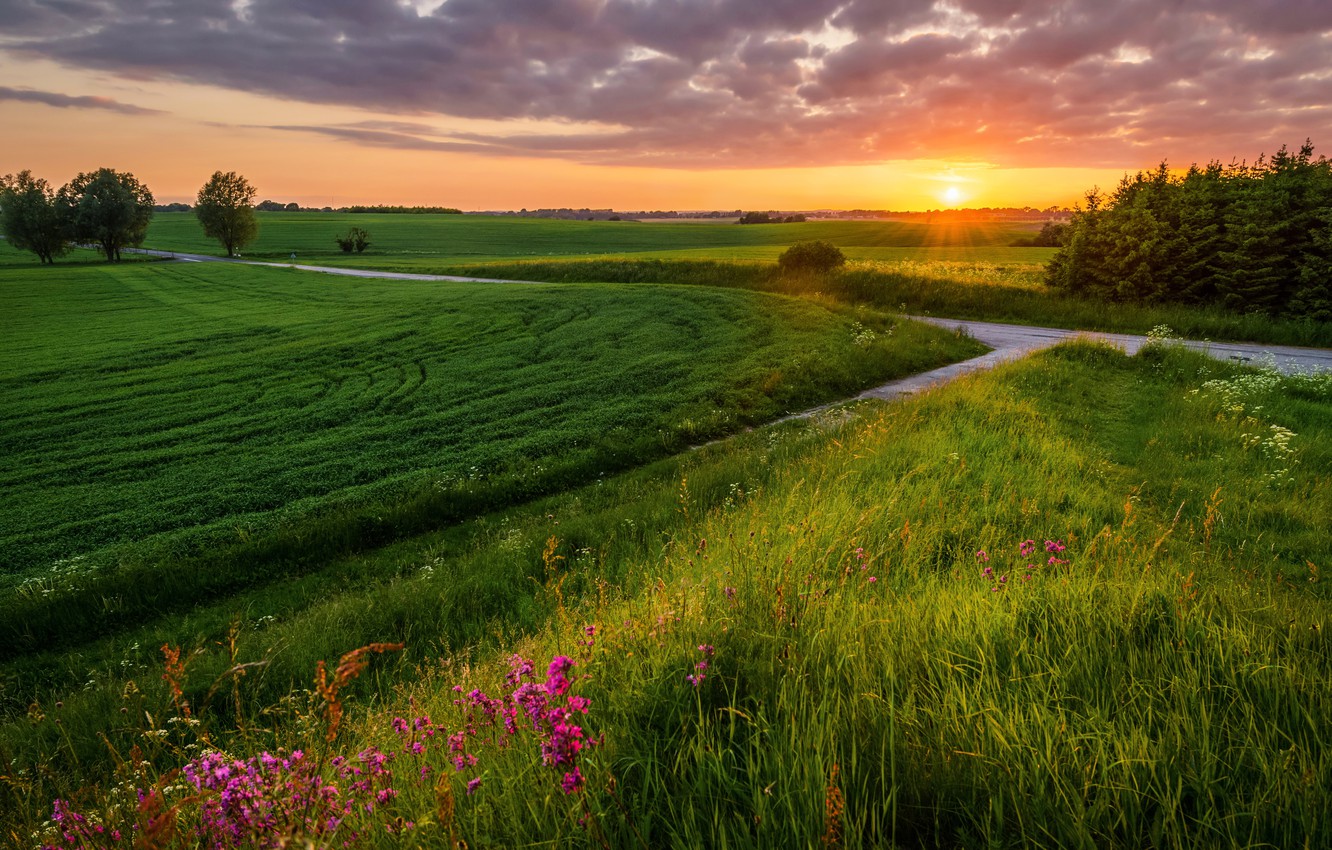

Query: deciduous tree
left=59, top=168, right=154, bottom=262
left=195, top=171, right=259, bottom=256
left=0, top=170, right=69, bottom=264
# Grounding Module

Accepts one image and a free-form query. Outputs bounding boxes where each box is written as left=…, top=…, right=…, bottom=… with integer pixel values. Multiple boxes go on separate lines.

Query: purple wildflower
left=561, top=767, right=584, bottom=795
left=545, top=656, right=575, bottom=696
left=505, top=654, right=534, bottom=686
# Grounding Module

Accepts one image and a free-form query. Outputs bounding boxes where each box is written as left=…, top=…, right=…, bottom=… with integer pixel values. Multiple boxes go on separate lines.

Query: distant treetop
left=340, top=205, right=462, bottom=214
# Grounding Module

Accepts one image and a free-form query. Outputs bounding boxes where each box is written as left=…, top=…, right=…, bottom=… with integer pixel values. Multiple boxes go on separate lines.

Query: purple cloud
left=0, top=85, right=162, bottom=115
left=0, top=0, right=1328, bottom=168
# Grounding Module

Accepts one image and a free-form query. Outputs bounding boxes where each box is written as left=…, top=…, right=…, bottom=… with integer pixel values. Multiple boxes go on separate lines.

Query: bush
left=335, top=226, right=370, bottom=253
left=777, top=240, right=846, bottom=274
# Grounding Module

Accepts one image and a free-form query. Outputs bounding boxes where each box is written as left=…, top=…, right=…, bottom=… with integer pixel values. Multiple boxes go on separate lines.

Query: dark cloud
left=0, top=85, right=162, bottom=115
left=2, top=0, right=1330, bottom=168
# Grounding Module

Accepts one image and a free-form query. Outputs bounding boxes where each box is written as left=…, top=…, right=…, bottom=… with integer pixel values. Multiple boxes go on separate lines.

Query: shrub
left=335, top=226, right=370, bottom=253
left=778, top=240, right=847, bottom=274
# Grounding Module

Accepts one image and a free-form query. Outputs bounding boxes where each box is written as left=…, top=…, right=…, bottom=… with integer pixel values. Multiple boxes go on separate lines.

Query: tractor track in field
left=130, top=247, right=1332, bottom=421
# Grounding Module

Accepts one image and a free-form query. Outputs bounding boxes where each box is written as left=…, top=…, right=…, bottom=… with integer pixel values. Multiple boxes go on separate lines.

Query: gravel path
left=822, top=317, right=1330, bottom=418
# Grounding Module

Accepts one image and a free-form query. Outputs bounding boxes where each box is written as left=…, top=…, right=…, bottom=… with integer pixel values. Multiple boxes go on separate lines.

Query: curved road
left=872, top=315, right=1332, bottom=398
left=134, top=248, right=1332, bottom=414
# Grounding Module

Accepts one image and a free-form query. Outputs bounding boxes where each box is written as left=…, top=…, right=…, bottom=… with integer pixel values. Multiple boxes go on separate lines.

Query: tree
left=59, top=168, right=154, bottom=262
left=195, top=171, right=259, bottom=256
left=777, top=240, right=846, bottom=274
left=1046, top=143, right=1332, bottom=317
left=335, top=226, right=370, bottom=253
left=0, top=170, right=69, bottom=264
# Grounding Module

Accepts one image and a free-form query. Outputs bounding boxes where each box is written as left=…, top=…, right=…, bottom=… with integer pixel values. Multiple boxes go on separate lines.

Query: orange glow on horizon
left=0, top=61, right=1135, bottom=212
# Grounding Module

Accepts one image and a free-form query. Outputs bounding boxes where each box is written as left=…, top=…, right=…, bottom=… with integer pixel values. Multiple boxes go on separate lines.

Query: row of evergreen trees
left=1046, top=141, right=1332, bottom=320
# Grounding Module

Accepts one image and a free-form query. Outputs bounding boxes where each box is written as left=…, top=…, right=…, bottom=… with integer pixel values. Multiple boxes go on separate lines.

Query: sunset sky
left=3, top=0, right=1331, bottom=211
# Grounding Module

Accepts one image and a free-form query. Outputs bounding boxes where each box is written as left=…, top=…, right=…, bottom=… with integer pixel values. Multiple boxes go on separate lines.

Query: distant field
left=0, top=259, right=981, bottom=578
left=143, top=212, right=1044, bottom=263
left=140, top=212, right=1332, bottom=346
left=324, top=244, right=1056, bottom=287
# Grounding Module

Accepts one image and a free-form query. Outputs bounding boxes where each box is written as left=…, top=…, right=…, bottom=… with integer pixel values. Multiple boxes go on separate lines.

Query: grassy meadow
left=1, top=258, right=984, bottom=658
left=3, top=213, right=1330, bottom=848
left=5, top=340, right=1328, bottom=848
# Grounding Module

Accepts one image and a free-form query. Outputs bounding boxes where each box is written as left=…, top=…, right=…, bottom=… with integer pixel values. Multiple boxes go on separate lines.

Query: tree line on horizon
left=738, top=211, right=808, bottom=224
left=1047, top=141, right=1332, bottom=320
left=252, top=202, right=463, bottom=214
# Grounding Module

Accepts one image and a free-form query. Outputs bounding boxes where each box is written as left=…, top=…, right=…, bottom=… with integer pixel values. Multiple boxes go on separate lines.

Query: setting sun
left=942, top=186, right=963, bottom=206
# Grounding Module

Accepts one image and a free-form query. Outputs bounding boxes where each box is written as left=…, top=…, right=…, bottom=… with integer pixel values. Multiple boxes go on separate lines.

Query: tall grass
left=8, top=342, right=1328, bottom=848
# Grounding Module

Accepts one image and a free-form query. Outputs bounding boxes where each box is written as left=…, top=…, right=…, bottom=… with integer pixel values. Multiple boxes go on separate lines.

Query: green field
left=7, top=341, right=1328, bottom=849
left=140, top=213, right=1332, bottom=347
left=2, top=260, right=985, bottom=581
left=0, top=236, right=139, bottom=267
left=144, top=211, right=1045, bottom=263
left=5, top=213, right=1331, bottom=849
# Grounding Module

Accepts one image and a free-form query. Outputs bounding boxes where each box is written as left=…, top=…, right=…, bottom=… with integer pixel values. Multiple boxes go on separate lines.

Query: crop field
left=0, top=258, right=982, bottom=587
left=142, top=214, right=1332, bottom=346
left=144, top=212, right=1043, bottom=263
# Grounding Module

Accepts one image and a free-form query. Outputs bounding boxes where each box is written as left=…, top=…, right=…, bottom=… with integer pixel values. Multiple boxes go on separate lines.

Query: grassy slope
left=7, top=342, right=1327, bottom=848
left=0, top=257, right=983, bottom=679
left=6, top=216, right=1328, bottom=847
left=3, top=261, right=978, bottom=577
